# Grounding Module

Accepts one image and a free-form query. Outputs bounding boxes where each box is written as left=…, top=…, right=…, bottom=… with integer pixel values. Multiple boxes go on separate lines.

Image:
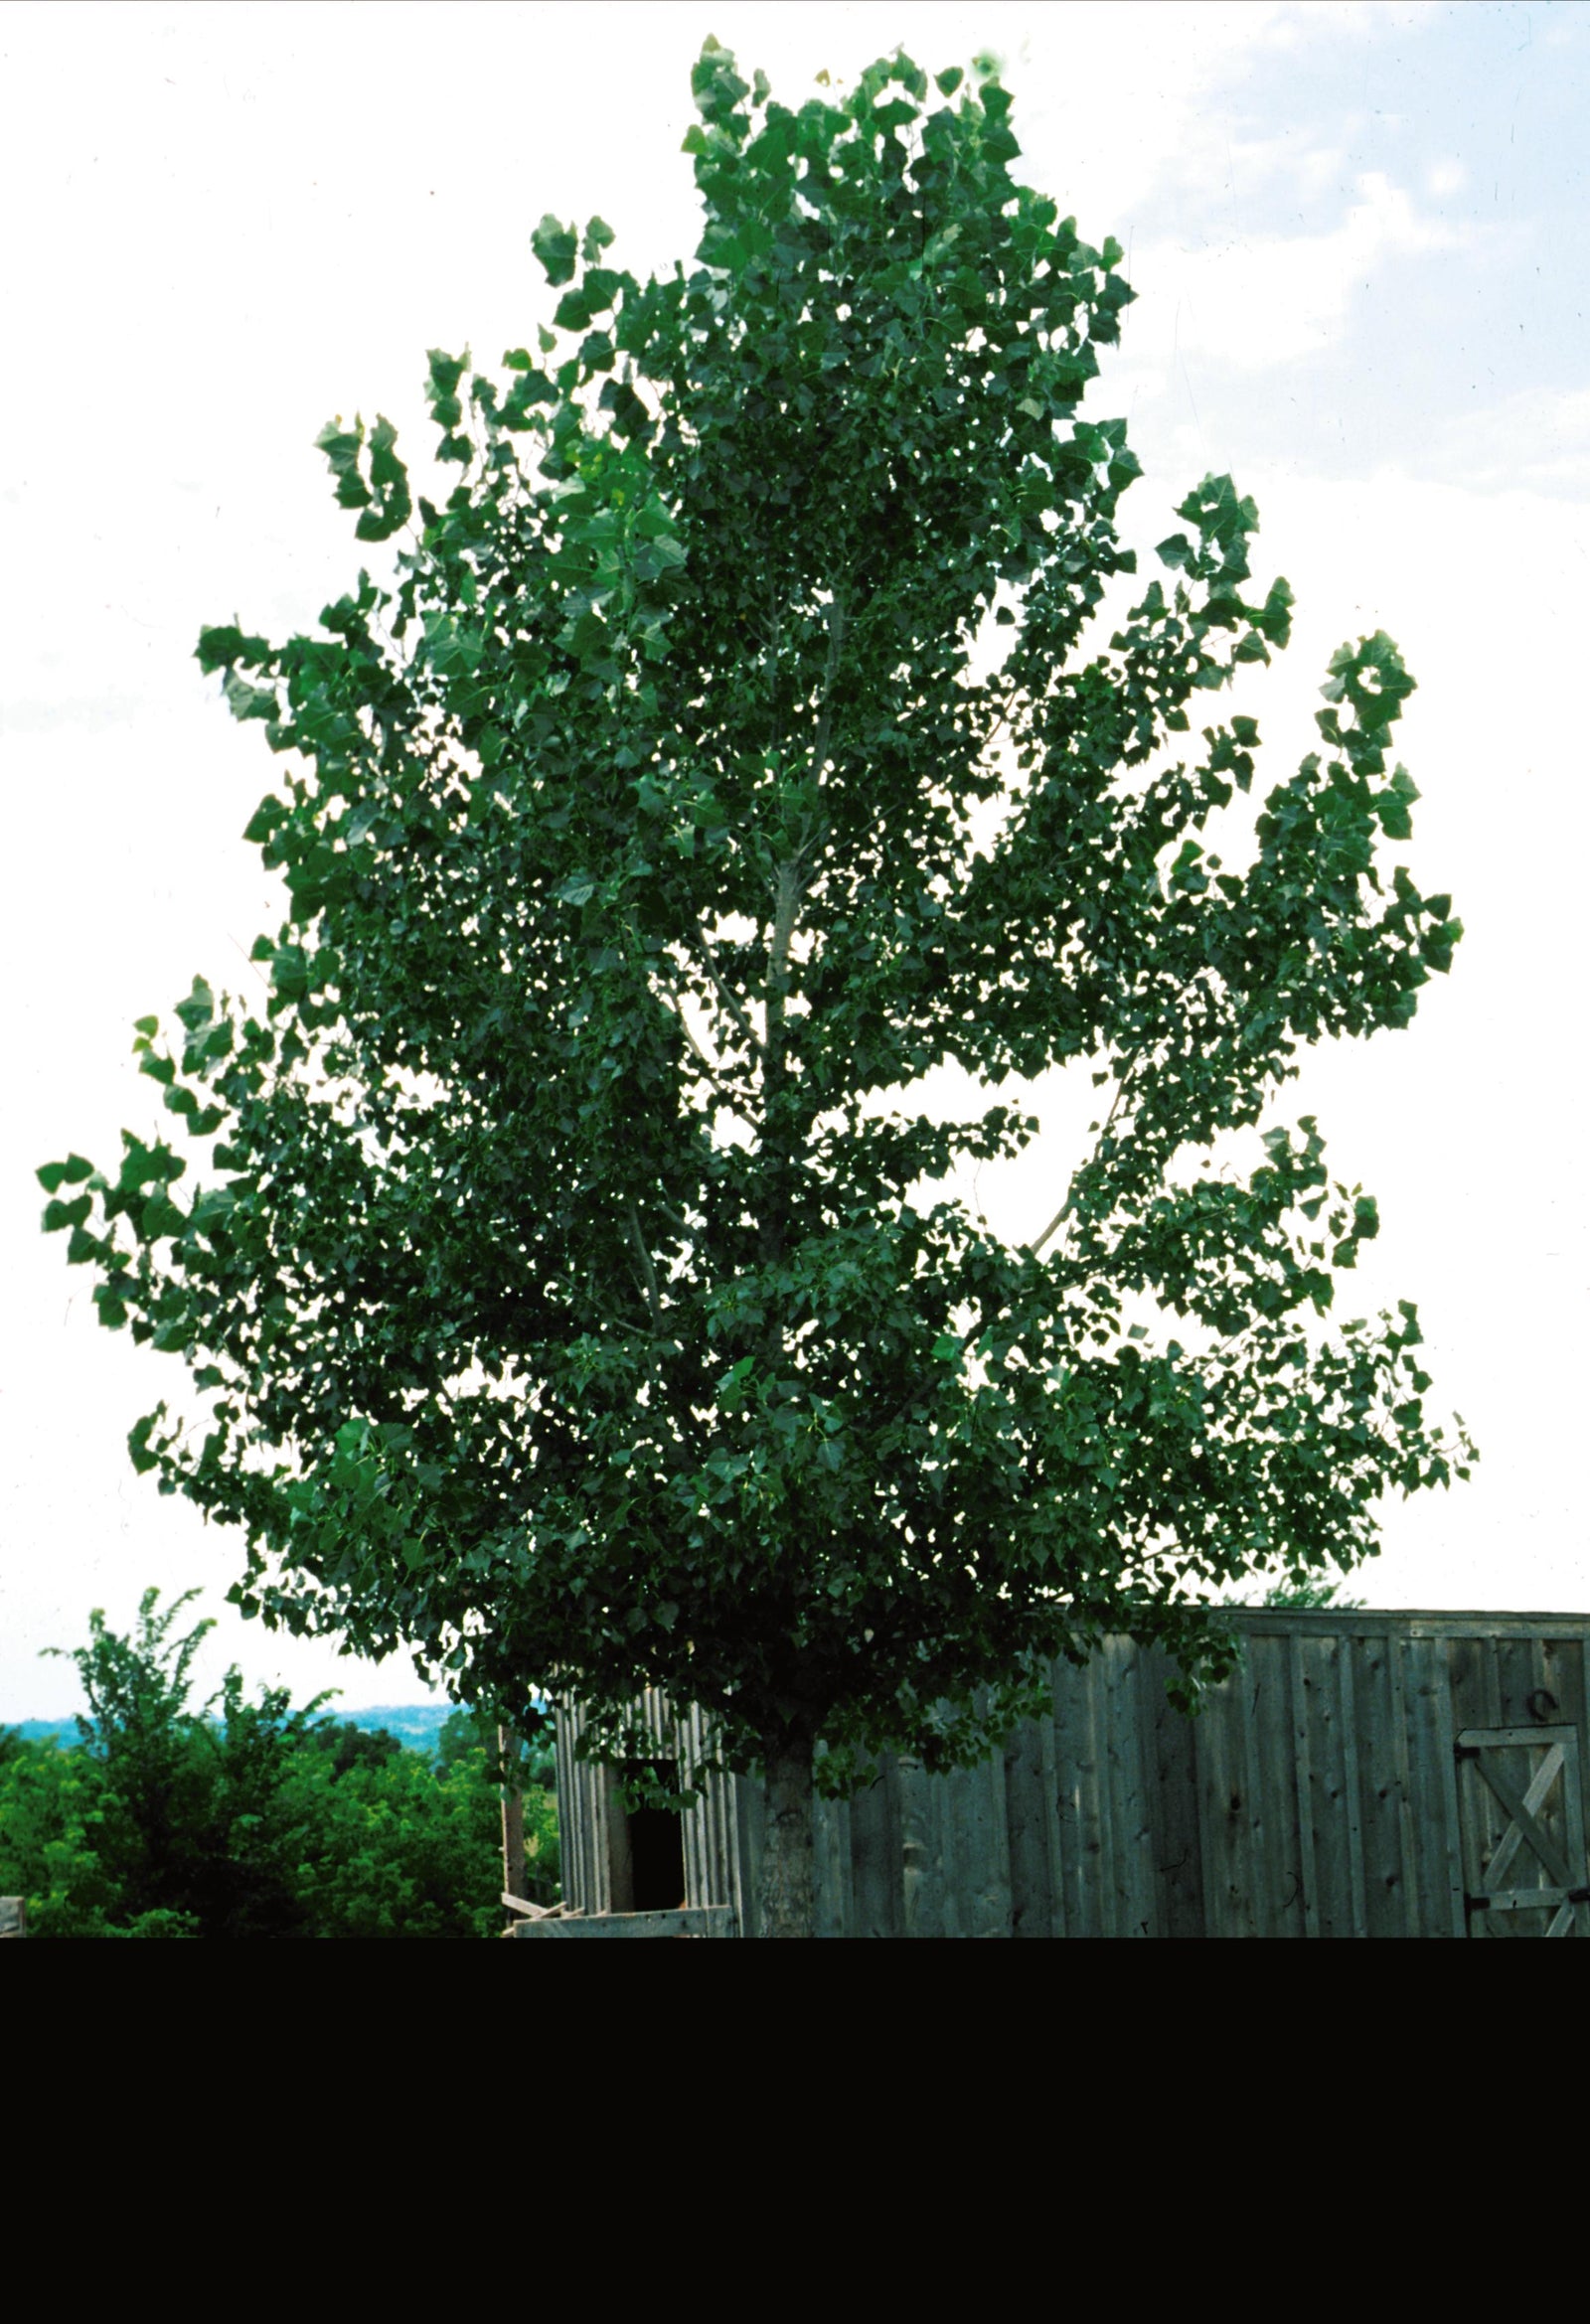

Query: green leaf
left=174, top=977, right=215, bottom=1033
left=38, top=1156, right=93, bottom=1192
left=43, top=1194, right=92, bottom=1232
left=531, top=214, right=578, bottom=287
left=128, top=1414, right=163, bottom=1472
left=195, top=624, right=272, bottom=676
left=242, top=797, right=285, bottom=846
left=223, top=668, right=276, bottom=722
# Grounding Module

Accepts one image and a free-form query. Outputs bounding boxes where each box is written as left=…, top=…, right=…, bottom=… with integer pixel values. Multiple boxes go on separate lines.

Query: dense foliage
left=42, top=44, right=1472, bottom=1930
left=0, top=1592, right=556, bottom=1937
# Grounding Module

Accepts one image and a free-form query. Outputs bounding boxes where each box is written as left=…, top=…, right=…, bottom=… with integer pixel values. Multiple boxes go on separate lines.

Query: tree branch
left=807, top=590, right=848, bottom=786
left=682, top=926, right=765, bottom=1065
left=769, top=859, right=802, bottom=999
left=652, top=976, right=761, bottom=1144
left=764, top=591, right=850, bottom=1016
left=625, top=1202, right=663, bottom=1335
left=1025, top=1061, right=1137, bottom=1261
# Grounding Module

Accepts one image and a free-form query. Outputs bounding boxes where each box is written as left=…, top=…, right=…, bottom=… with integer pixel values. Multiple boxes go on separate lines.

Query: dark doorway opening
left=607, top=1760, right=686, bottom=1913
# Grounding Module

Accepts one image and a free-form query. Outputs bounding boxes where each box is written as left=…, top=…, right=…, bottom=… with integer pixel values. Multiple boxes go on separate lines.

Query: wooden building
left=510, top=1608, right=1590, bottom=1937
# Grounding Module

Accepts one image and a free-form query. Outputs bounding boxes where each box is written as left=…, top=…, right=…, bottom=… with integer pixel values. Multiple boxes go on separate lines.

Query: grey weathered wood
left=1429, top=1644, right=1471, bottom=1937
left=1461, top=1735, right=1575, bottom=1890
left=1237, top=1655, right=1272, bottom=1936
left=1116, top=1640, right=1153, bottom=1937
left=510, top=1905, right=736, bottom=1939
left=1005, top=1715, right=1062, bottom=1937
left=1458, top=1724, right=1581, bottom=1751
left=546, top=1612, right=1590, bottom=1938
left=1289, top=1632, right=1321, bottom=1938
left=1338, top=1636, right=1368, bottom=1937
left=1390, top=1639, right=1423, bottom=1938
left=894, top=1754, right=935, bottom=1937
left=1476, top=1887, right=1582, bottom=1914
left=1303, top=1629, right=1351, bottom=1936
left=812, top=1777, right=852, bottom=1941
left=1144, top=1653, right=1202, bottom=1938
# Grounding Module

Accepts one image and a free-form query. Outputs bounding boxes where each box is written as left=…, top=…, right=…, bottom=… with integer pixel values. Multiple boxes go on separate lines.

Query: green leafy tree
left=42, top=45, right=1472, bottom=1937
left=436, top=1704, right=556, bottom=1792
left=0, top=1593, right=513, bottom=1937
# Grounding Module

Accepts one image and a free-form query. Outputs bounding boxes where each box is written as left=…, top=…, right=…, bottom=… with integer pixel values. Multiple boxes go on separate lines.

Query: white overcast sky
left=3, top=0, right=1586, bottom=1719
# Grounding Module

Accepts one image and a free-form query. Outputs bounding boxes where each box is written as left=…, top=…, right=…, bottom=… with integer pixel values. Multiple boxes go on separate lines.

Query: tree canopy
left=0, top=1590, right=549, bottom=1937
left=42, top=43, right=1472, bottom=1933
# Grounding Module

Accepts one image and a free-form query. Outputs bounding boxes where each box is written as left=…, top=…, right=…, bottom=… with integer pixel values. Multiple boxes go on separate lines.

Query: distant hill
left=8, top=1718, right=85, bottom=1752
left=329, top=1703, right=457, bottom=1753
left=7, top=1702, right=459, bottom=1758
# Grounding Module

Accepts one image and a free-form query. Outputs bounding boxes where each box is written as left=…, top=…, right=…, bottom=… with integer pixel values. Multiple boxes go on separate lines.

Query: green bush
left=0, top=1590, right=557, bottom=1937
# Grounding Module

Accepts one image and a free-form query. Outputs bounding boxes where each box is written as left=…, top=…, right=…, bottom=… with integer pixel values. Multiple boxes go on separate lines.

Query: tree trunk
left=758, top=1742, right=816, bottom=1938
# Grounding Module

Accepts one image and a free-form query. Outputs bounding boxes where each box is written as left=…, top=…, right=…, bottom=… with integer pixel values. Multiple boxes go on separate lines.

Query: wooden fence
left=523, top=1610, right=1590, bottom=1937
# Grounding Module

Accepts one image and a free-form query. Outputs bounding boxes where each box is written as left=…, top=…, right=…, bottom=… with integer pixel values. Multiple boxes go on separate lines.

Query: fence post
left=499, top=1726, right=527, bottom=1921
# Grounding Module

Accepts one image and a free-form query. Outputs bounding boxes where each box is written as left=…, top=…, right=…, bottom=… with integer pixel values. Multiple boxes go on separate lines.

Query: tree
left=0, top=1591, right=516, bottom=1937
left=42, top=44, right=1473, bottom=1937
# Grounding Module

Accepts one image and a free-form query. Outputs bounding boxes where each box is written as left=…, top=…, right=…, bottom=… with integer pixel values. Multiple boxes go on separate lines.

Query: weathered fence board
left=549, top=1610, right=1590, bottom=1937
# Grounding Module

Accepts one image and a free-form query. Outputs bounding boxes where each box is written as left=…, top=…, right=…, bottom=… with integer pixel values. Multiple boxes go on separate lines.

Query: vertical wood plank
left=846, top=1764, right=899, bottom=1938
left=1237, top=1650, right=1272, bottom=1936
left=1289, top=1632, right=1320, bottom=1938
left=950, top=1747, right=1013, bottom=1937
left=1004, top=1715, right=1062, bottom=1937
left=1310, top=1629, right=1354, bottom=1937
left=1355, top=1632, right=1403, bottom=1938
left=1249, top=1634, right=1305, bottom=1936
left=1112, top=1642, right=1156, bottom=1937
left=1483, top=1635, right=1504, bottom=1729
left=1051, top=1652, right=1103, bottom=1937
left=1192, top=1657, right=1240, bottom=1937
left=1431, top=1636, right=1471, bottom=1937
left=1404, top=1635, right=1461, bottom=1937
left=1385, top=1637, right=1422, bottom=1938
left=1339, top=1637, right=1368, bottom=1937
left=813, top=1788, right=851, bottom=1939
left=1097, top=1639, right=1132, bottom=1937
left=897, top=1755, right=936, bottom=1938
left=1038, top=1709, right=1070, bottom=1937
left=1542, top=1635, right=1590, bottom=1887
left=1135, top=1652, right=1197, bottom=1939
left=553, top=1700, right=577, bottom=1912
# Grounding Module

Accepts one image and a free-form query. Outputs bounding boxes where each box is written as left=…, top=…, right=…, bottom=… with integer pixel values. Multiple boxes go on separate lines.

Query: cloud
left=1414, top=384, right=1590, bottom=499
left=1127, top=170, right=1468, bottom=376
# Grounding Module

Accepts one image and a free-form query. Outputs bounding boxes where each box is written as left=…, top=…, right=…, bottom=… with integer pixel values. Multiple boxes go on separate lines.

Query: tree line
left=0, top=1590, right=557, bottom=1937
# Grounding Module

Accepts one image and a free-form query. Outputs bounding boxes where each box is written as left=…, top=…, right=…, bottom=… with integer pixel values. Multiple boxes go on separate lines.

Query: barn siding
left=553, top=1611, right=1590, bottom=1937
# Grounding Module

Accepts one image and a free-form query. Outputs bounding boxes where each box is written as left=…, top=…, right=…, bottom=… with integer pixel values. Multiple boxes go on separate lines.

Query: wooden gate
left=1455, top=1723, right=1590, bottom=1937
